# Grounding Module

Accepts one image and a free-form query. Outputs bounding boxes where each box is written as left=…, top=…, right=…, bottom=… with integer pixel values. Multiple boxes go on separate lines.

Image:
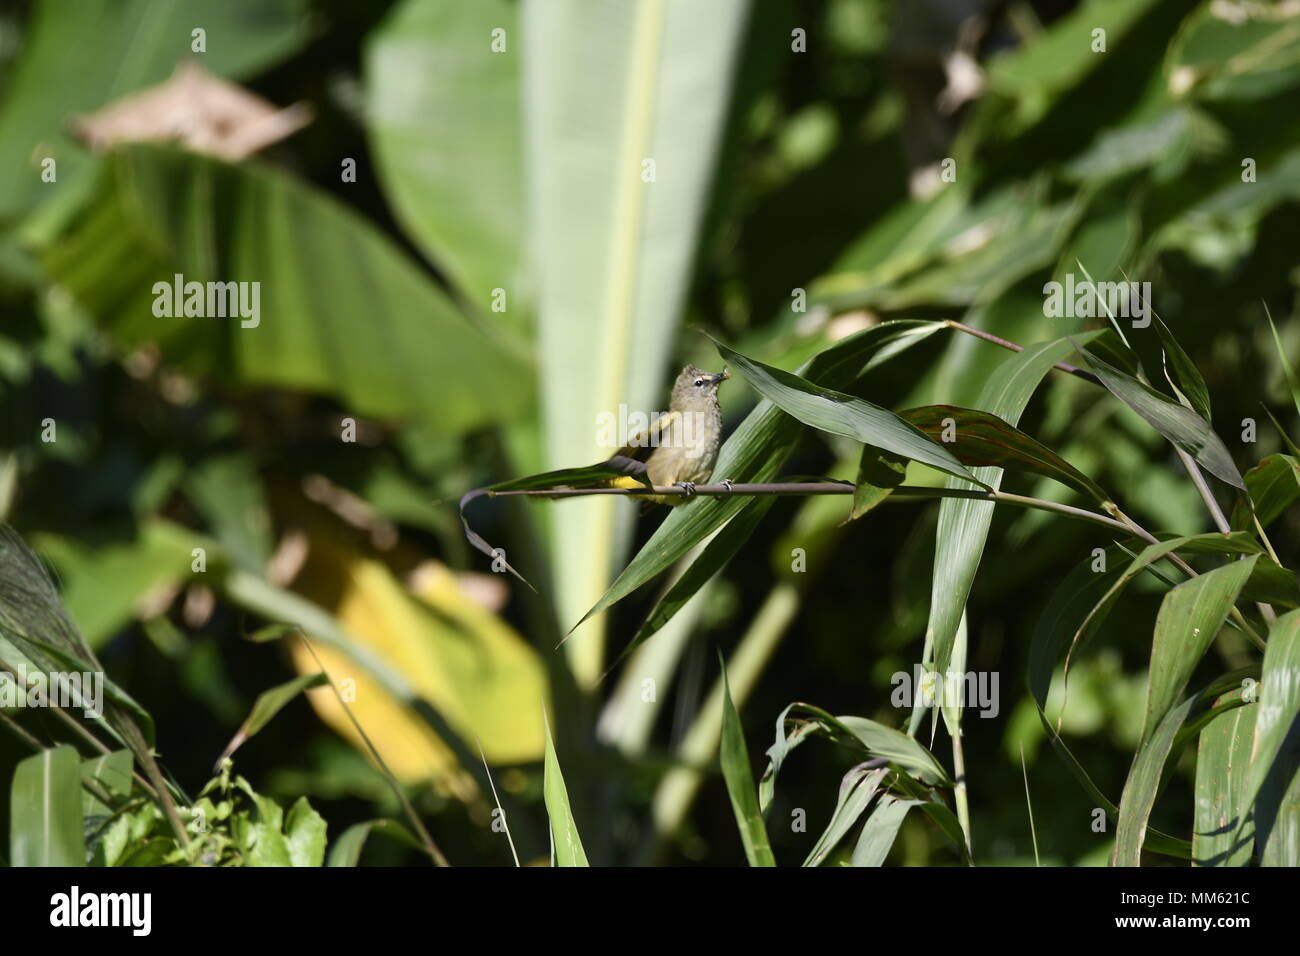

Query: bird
left=606, top=364, right=730, bottom=505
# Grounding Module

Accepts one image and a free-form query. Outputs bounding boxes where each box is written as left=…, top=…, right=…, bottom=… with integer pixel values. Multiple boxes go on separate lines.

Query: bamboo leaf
left=1238, top=608, right=1300, bottom=863
left=851, top=446, right=908, bottom=519
left=803, top=764, right=887, bottom=867
left=714, top=340, right=981, bottom=485
left=720, top=661, right=776, bottom=867
left=1230, top=454, right=1300, bottom=531
left=1194, top=696, right=1255, bottom=866
left=1114, top=687, right=1204, bottom=866
left=543, top=714, right=588, bottom=867
left=1076, top=343, right=1244, bottom=489
left=1144, top=556, right=1257, bottom=743
left=1027, top=549, right=1193, bottom=859
left=920, top=331, right=1107, bottom=724
left=851, top=795, right=919, bottom=867
left=218, top=672, right=329, bottom=766
left=1152, top=314, right=1212, bottom=421
left=899, top=404, right=1110, bottom=504
left=610, top=499, right=774, bottom=674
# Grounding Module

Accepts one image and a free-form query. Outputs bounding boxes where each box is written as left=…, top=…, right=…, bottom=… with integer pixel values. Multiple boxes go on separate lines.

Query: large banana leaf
left=365, top=0, right=524, bottom=318
left=0, top=0, right=307, bottom=224
left=522, top=0, right=751, bottom=684
left=44, top=147, right=531, bottom=436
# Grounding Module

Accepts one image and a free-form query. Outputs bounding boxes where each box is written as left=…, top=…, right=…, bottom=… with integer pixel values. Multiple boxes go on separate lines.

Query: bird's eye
left=694, top=378, right=704, bottom=387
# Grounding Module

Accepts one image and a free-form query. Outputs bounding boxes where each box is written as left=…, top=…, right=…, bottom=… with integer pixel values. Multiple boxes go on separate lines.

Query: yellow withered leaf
left=288, top=534, right=546, bottom=797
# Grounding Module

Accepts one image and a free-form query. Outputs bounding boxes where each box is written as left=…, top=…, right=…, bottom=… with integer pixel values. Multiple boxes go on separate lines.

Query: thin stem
left=944, top=320, right=1101, bottom=385
left=492, top=483, right=1136, bottom=536
left=1174, top=448, right=1230, bottom=534
left=951, top=728, right=973, bottom=864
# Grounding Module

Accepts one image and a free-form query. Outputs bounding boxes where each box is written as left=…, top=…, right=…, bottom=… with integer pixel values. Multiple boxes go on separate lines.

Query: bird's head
left=670, top=364, right=729, bottom=409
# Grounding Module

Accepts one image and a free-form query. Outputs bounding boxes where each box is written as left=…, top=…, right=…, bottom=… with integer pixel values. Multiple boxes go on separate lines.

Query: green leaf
left=851, top=795, right=919, bottom=867
left=715, top=340, right=981, bottom=486
left=578, top=320, right=945, bottom=626
left=804, top=764, right=887, bottom=867
left=365, top=0, right=522, bottom=316
left=1194, top=698, right=1255, bottom=867
left=899, top=404, right=1110, bottom=503
left=0, top=0, right=307, bottom=222
left=9, top=745, right=84, bottom=866
left=1114, top=687, right=1205, bottom=866
left=1238, top=608, right=1300, bottom=862
left=327, top=819, right=425, bottom=867
left=284, top=796, right=327, bottom=868
left=543, top=715, right=588, bottom=867
left=219, top=673, right=329, bottom=765
left=1230, top=454, right=1300, bottom=530
left=1066, top=533, right=1264, bottom=680
left=80, top=749, right=133, bottom=818
left=764, top=703, right=950, bottom=792
left=44, top=146, right=532, bottom=437
left=719, top=661, right=776, bottom=867
left=1076, top=343, right=1244, bottom=489
left=1144, top=556, right=1257, bottom=743
left=919, top=332, right=1107, bottom=723
left=851, top=446, right=907, bottom=519
left=1152, top=314, right=1212, bottom=421
left=1027, top=550, right=1192, bottom=859
left=611, top=499, right=775, bottom=673
left=524, top=0, right=752, bottom=684
left=1265, top=305, right=1300, bottom=421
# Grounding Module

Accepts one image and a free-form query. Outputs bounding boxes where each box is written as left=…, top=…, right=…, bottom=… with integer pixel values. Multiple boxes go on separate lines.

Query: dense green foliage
left=2, top=0, right=1299, bottom=867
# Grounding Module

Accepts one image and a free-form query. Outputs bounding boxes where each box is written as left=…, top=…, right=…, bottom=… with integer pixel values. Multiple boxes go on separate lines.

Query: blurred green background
left=1, top=0, right=1298, bottom=865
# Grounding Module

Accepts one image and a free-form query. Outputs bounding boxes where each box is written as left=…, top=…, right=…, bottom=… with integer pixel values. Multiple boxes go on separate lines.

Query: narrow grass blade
left=850, top=795, right=918, bottom=866
left=920, top=332, right=1106, bottom=721
left=610, top=499, right=775, bottom=676
left=720, top=660, right=776, bottom=867
left=1237, top=608, right=1300, bottom=862
left=543, top=712, right=588, bottom=867
left=1114, top=688, right=1202, bottom=866
left=1229, top=454, right=1300, bottom=530
left=218, top=673, right=329, bottom=767
left=1143, top=556, right=1257, bottom=743
left=1194, top=696, right=1255, bottom=866
left=1076, top=343, right=1244, bottom=489
left=1028, top=550, right=1192, bottom=858
left=327, top=820, right=425, bottom=867
left=804, top=764, right=887, bottom=867
left=1264, top=304, right=1300, bottom=420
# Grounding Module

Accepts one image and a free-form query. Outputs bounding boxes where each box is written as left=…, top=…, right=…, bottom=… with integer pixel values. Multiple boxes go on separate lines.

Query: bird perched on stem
left=605, top=364, right=730, bottom=506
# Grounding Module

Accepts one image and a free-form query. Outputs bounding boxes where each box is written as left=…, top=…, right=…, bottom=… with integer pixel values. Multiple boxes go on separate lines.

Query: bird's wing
left=614, top=409, right=680, bottom=462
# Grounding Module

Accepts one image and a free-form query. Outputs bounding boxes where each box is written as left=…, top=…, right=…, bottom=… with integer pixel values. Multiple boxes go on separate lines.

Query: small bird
left=607, top=364, right=730, bottom=505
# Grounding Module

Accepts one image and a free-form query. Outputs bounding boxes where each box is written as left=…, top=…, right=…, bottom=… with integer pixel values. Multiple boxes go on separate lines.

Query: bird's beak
left=712, top=367, right=730, bottom=385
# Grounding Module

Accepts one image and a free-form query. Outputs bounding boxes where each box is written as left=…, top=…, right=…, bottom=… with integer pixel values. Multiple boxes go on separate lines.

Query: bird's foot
left=676, top=481, right=697, bottom=497
left=719, top=478, right=734, bottom=492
